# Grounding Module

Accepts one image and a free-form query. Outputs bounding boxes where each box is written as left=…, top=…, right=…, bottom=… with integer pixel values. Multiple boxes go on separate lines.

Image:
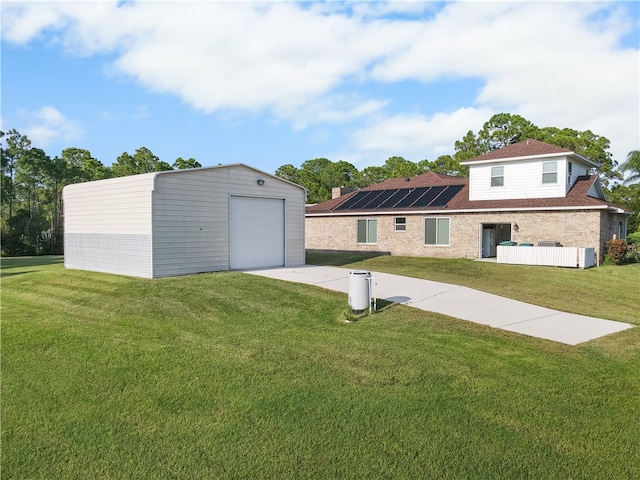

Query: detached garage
left=63, top=164, right=306, bottom=278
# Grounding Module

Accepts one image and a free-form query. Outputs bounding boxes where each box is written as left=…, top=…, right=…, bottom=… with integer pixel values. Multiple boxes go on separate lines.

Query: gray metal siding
left=151, top=165, right=305, bottom=277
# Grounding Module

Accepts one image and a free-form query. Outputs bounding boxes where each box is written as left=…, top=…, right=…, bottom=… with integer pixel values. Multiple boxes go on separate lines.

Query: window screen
left=425, top=218, right=450, bottom=245
left=543, top=162, right=557, bottom=184
left=491, top=166, right=504, bottom=187
left=357, top=219, right=377, bottom=244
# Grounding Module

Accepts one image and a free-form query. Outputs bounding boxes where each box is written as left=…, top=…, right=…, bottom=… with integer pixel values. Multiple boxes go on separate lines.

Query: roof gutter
left=306, top=204, right=623, bottom=217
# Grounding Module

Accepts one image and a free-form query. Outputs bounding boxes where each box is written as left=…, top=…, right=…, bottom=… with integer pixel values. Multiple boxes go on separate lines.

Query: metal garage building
left=63, top=164, right=306, bottom=278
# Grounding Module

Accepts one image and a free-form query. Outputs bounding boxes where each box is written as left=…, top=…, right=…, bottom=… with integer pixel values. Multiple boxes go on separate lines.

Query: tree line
left=1, top=113, right=638, bottom=256
left=1, top=129, right=201, bottom=256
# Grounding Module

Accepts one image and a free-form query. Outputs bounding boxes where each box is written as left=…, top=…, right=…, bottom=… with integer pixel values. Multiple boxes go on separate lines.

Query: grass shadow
left=306, top=250, right=390, bottom=267
left=1, top=256, right=64, bottom=277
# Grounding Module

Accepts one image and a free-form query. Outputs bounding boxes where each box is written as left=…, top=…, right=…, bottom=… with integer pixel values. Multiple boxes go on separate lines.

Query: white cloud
left=18, top=106, right=83, bottom=147
left=349, top=107, right=494, bottom=165
left=2, top=1, right=638, bottom=163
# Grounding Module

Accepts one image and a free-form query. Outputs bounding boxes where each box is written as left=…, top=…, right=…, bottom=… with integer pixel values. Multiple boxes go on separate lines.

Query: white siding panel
left=63, top=174, right=154, bottom=235
left=469, top=157, right=568, bottom=201
left=64, top=233, right=152, bottom=278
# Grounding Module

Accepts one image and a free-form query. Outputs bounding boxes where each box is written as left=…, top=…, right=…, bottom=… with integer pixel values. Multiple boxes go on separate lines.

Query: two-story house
left=305, top=139, right=629, bottom=262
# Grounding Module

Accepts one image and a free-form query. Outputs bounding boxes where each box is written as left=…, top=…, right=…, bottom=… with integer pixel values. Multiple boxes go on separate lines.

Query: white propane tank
left=349, top=270, right=371, bottom=314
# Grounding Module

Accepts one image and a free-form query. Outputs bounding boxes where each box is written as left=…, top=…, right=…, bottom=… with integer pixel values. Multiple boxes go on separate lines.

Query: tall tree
left=383, top=156, right=421, bottom=178
left=112, top=147, right=172, bottom=177
left=420, top=155, right=467, bottom=177
left=297, top=158, right=334, bottom=203
left=173, top=157, right=202, bottom=169
left=1, top=129, right=31, bottom=224
left=275, top=164, right=300, bottom=184
left=61, top=147, right=111, bottom=182
left=357, top=166, right=389, bottom=187
left=607, top=183, right=640, bottom=233
left=618, top=149, right=640, bottom=184
left=477, top=113, right=537, bottom=151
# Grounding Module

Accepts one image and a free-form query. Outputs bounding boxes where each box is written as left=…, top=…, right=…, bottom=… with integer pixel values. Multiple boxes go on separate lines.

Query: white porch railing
left=497, top=246, right=596, bottom=268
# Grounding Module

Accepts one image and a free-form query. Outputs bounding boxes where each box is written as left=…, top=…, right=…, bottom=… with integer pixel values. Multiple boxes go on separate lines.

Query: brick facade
left=306, top=210, right=626, bottom=261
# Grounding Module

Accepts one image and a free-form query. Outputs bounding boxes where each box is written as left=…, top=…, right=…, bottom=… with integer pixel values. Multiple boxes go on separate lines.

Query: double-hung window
left=425, top=217, right=450, bottom=246
left=491, top=166, right=504, bottom=187
left=567, top=162, right=573, bottom=185
left=357, top=219, right=377, bottom=244
left=542, top=161, right=557, bottom=184
left=394, top=217, right=406, bottom=231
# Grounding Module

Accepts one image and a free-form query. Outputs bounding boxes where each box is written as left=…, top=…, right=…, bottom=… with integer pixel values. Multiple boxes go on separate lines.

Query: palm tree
left=619, top=149, right=640, bottom=184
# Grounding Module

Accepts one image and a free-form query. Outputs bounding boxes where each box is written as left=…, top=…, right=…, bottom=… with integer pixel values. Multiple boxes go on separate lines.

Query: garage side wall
left=63, top=174, right=155, bottom=278
left=152, top=166, right=305, bottom=277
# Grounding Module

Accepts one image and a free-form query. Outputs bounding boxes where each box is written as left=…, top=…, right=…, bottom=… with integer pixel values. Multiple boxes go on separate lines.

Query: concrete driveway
left=246, top=265, right=634, bottom=345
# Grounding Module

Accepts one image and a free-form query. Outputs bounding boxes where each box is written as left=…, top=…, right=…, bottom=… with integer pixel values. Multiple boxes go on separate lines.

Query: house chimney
left=332, top=187, right=356, bottom=199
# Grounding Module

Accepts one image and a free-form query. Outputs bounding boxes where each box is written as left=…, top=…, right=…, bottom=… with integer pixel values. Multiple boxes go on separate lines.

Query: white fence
left=497, top=246, right=596, bottom=268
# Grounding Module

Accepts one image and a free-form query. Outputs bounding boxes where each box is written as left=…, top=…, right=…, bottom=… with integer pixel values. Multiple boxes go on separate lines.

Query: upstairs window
left=543, top=161, right=557, bottom=184
left=567, top=162, right=573, bottom=185
left=357, top=219, right=377, bottom=244
left=491, top=166, right=504, bottom=187
left=394, top=217, right=406, bottom=231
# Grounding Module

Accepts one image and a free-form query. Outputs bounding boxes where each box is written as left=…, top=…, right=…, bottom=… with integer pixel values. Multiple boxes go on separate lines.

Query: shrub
left=624, top=233, right=640, bottom=263
left=605, top=239, right=628, bottom=265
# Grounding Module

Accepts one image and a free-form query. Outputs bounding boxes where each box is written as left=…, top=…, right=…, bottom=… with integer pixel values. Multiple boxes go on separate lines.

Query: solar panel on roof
left=430, top=184, right=464, bottom=207
left=348, top=190, right=382, bottom=209
left=335, top=191, right=370, bottom=210
left=361, top=189, right=396, bottom=209
left=394, top=188, right=429, bottom=208
left=411, top=186, right=444, bottom=207
left=378, top=188, right=411, bottom=208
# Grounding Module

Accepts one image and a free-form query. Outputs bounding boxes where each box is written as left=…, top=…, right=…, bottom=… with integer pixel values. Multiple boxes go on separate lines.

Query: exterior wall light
left=257, top=179, right=265, bottom=185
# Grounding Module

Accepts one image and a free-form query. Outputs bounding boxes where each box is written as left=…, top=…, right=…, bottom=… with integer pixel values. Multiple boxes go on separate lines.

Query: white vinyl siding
left=63, top=174, right=155, bottom=278
left=491, top=166, right=504, bottom=187
left=425, top=217, right=450, bottom=246
left=542, top=161, right=557, bottom=184
left=468, top=158, right=569, bottom=200
left=357, top=219, right=377, bottom=244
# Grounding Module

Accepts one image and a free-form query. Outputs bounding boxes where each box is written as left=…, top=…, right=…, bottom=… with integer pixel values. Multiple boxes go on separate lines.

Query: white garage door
left=229, top=196, right=285, bottom=270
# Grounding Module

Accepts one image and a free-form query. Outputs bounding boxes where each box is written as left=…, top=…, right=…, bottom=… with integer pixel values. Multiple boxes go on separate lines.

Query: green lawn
left=2, top=256, right=639, bottom=479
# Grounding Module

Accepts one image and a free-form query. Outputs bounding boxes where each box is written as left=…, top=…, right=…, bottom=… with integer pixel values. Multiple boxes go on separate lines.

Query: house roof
left=460, top=138, right=598, bottom=167
left=306, top=174, right=628, bottom=215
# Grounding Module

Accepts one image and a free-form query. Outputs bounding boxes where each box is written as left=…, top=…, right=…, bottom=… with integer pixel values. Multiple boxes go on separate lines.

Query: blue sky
left=2, top=1, right=639, bottom=175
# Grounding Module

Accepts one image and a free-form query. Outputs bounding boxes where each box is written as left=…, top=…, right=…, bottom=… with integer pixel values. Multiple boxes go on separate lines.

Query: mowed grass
left=2, top=257, right=639, bottom=479
left=307, top=251, right=640, bottom=325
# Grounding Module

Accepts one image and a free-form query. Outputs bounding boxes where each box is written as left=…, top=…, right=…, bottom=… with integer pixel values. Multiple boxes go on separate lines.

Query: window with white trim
left=357, top=219, right=377, bottom=244
left=542, top=161, right=557, bottom=184
left=425, top=217, right=450, bottom=246
left=491, top=166, right=504, bottom=187
left=394, top=217, right=406, bottom=231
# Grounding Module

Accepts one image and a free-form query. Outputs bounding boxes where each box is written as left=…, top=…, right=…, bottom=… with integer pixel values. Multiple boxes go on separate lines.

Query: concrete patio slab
left=246, top=265, right=634, bottom=345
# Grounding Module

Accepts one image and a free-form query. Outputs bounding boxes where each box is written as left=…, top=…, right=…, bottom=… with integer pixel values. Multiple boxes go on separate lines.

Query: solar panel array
left=335, top=185, right=464, bottom=211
